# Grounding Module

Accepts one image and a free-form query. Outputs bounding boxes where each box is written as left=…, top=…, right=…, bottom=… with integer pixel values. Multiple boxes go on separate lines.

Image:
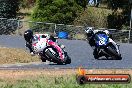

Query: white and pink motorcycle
left=31, top=34, right=71, bottom=64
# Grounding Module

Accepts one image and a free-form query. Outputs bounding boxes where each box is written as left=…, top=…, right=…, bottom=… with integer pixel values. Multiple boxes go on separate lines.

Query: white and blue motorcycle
left=85, top=28, right=122, bottom=60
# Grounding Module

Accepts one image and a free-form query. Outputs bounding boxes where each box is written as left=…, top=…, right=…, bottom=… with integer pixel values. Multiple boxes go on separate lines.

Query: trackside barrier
left=0, top=18, right=131, bottom=43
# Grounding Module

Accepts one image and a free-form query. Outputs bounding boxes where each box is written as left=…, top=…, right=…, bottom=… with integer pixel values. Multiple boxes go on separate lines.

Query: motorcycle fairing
left=32, top=35, right=47, bottom=53
left=95, top=33, right=109, bottom=46
left=48, top=40, right=64, bottom=61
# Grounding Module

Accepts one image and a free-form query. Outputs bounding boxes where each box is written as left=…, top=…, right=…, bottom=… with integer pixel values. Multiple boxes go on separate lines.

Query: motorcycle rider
left=24, top=29, right=65, bottom=61
left=85, top=27, right=119, bottom=59
left=24, top=29, right=34, bottom=55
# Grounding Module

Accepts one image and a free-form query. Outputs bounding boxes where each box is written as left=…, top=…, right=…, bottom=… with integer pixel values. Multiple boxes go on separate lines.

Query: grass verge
left=0, top=69, right=132, bottom=88
left=0, top=47, right=40, bottom=64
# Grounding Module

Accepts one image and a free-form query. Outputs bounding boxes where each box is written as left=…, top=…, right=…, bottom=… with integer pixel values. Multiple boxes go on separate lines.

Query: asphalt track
left=0, top=35, right=132, bottom=69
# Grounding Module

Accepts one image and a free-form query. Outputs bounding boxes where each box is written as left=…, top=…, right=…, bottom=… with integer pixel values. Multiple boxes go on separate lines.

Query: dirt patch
left=0, top=69, right=132, bottom=80
left=0, top=47, right=40, bottom=64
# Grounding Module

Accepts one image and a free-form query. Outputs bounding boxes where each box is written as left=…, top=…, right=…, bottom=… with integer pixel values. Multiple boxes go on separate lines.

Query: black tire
left=116, top=54, right=122, bottom=60
left=38, top=53, right=47, bottom=62
left=40, top=57, right=46, bottom=62
left=65, top=56, right=71, bottom=64
left=93, top=54, right=99, bottom=59
left=105, top=54, right=110, bottom=59
left=106, top=46, right=122, bottom=60
left=44, top=47, right=65, bottom=64
left=93, top=48, right=99, bottom=59
left=56, top=62, right=63, bottom=65
left=44, top=49, right=58, bottom=63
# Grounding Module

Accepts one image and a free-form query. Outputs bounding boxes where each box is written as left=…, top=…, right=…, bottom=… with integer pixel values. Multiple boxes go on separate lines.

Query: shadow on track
left=49, top=63, right=70, bottom=65
left=96, top=57, right=122, bottom=60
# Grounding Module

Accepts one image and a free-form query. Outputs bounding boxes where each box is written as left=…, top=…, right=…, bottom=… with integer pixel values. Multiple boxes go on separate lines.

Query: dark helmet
left=24, top=29, right=33, bottom=42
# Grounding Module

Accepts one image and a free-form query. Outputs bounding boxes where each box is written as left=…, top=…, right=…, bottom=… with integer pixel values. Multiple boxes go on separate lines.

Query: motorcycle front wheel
left=44, top=47, right=68, bottom=64
left=44, top=48, right=60, bottom=63
left=106, top=46, right=122, bottom=60
left=64, top=52, right=71, bottom=64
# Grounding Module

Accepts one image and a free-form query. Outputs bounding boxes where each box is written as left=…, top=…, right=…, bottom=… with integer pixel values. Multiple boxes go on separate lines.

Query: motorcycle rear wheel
left=93, top=48, right=99, bottom=59
left=40, top=56, right=46, bottom=62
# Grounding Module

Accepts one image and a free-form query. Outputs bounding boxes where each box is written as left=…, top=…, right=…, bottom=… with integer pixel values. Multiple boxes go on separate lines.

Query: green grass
left=0, top=75, right=131, bottom=88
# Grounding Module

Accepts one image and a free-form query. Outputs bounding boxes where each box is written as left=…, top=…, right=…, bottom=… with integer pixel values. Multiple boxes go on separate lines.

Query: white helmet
left=85, top=27, right=95, bottom=37
left=85, top=27, right=94, bottom=33
left=104, top=30, right=109, bottom=35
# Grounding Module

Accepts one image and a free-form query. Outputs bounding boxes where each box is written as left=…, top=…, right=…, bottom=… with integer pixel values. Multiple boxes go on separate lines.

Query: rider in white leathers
left=24, top=30, right=56, bottom=55
left=24, top=30, right=65, bottom=61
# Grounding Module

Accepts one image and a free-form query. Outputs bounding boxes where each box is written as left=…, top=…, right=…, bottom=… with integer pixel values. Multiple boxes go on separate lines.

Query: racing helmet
left=24, top=29, right=33, bottom=42
left=104, top=30, right=109, bottom=35
left=85, top=27, right=94, bottom=37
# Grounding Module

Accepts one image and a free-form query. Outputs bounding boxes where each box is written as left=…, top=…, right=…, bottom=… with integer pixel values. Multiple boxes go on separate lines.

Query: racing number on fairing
left=98, top=36, right=106, bottom=45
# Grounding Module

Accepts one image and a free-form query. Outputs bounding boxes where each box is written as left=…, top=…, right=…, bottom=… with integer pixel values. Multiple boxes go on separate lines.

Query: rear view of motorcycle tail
left=85, top=27, right=122, bottom=60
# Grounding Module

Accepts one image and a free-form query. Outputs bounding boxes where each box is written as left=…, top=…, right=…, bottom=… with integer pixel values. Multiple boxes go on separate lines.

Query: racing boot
left=30, top=52, right=35, bottom=56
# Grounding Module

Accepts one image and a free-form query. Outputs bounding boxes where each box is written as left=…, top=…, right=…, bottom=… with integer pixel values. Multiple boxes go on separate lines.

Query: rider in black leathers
left=85, top=27, right=114, bottom=59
